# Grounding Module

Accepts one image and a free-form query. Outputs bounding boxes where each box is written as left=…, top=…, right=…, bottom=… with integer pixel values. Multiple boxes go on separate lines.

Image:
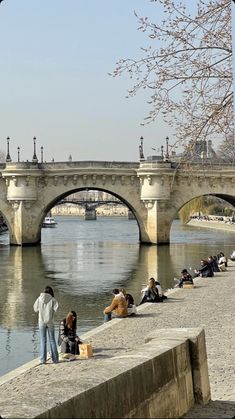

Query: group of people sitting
left=103, top=288, right=137, bottom=322
left=139, top=278, right=168, bottom=304
left=35, top=250, right=231, bottom=364
left=103, top=277, right=168, bottom=322
left=175, top=251, right=228, bottom=288
left=194, top=252, right=228, bottom=277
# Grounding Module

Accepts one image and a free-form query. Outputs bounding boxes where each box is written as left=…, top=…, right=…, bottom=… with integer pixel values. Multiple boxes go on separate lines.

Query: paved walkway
left=0, top=262, right=235, bottom=418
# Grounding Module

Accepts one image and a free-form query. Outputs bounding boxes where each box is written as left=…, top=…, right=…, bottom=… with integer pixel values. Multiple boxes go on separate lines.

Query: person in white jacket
left=33, top=286, right=59, bottom=364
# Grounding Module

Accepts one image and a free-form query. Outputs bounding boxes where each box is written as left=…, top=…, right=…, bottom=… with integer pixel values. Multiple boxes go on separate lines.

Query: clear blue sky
left=0, top=1, right=233, bottom=163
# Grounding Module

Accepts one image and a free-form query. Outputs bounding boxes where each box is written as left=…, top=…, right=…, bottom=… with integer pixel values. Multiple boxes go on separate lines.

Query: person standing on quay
left=33, top=286, right=59, bottom=364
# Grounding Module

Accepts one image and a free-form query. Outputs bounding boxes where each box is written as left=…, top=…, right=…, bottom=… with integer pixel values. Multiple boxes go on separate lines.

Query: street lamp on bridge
left=165, top=136, right=170, bottom=162
left=139, top=136, right=145, bottom=160
left=6, top=137, right=12, bottom=162
left=32, top=136, right=38, bottom=163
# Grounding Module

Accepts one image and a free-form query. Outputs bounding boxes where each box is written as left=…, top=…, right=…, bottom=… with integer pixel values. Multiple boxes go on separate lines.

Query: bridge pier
left=9, top=201, right=41, bottom=245
left=143, top=200, right=174, bottom=244
left=138, top=161, right=176, bottom=244
left=84, top=207, right=97, bottom=220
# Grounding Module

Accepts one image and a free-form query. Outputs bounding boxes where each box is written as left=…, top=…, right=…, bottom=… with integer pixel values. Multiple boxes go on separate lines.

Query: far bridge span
left=0, top=159, right=235, bottom=245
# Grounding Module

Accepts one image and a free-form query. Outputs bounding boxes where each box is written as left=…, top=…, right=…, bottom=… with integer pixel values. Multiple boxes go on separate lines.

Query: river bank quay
left=188, top=218, right=235, bottom=234
left=0, top=264, right=235, bottom=418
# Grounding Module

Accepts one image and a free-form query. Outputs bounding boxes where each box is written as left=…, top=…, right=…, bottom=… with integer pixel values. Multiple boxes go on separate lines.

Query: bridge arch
left=174, top=193, right=235, bottom=218
left=165, top=192, right=235, bottom=239
left=35, top=186, right=148, bottom=245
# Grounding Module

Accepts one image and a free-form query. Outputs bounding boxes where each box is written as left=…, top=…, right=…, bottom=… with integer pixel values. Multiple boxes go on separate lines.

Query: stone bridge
left=0, top=159, right=234, bottom=245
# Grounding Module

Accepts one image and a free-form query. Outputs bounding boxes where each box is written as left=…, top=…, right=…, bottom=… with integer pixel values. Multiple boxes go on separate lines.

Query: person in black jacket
left=58, top=311, right=82, bottom=357
left=208, top=256, right=220, bottom=272
left=177, top=269, right=194, bottom=288
left=194, top=260, right=214, bottom=278
left=139, top=278, right=164, bottom=305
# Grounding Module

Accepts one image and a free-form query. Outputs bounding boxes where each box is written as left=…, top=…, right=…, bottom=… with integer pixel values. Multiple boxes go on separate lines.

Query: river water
left=0, top=216, right=235, bottom=377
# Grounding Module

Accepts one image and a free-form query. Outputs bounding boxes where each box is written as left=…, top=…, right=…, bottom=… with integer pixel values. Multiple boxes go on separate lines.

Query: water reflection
left=1, top=216, right=235, bottom=376
left=0, top=246, right=47, bottom=329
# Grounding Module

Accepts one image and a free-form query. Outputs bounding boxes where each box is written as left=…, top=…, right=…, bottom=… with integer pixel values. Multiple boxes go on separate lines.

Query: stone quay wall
left=188, top=218, right=235, bottom=233
left=35, top=328, right=208, bottom=419
left=0, top=325, right=209, bottom=419
left=1, top=262, right=235, bottom=418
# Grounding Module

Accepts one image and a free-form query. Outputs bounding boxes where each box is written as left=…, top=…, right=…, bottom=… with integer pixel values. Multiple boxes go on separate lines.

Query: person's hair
left=112, top=288, right=120, bottom=295
left=148, top=277, right=159, bottom=296
left=181, top=269, right=188, bottom=274
left=119, top=288, right=126, bottom=295
left=44, top=286, right=54, bottom=297
left=66, top=311, right=77, bottom=330
left=148, top=278, right=156, bottom=289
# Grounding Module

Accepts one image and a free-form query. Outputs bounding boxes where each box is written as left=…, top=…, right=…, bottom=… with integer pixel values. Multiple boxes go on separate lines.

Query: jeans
left=104, top=312, right=112, bottom=322
left=61, top=340, right=79, bottom=355
left=39, top=324, right=59, bottom=363
left=104, top=312, right=127, bottom=322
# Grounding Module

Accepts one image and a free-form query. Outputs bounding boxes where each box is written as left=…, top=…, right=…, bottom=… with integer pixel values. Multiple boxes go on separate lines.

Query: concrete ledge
left=35, top=334, right=196, bottom=419
left=0, top=327, right=210, bottom=419
left=0, top=303, right=154, bottom=388
left=145, top=328, right=211, bottom=405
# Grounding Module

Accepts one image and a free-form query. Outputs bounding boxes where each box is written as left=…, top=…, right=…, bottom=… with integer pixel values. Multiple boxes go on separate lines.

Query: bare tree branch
left=111, top=0, right=233, bottom=150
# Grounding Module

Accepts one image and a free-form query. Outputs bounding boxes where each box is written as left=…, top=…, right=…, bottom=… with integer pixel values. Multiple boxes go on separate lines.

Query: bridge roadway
left=0, top=262, right=234, bottom=417
left=2, top=159, right=235, bottom=245
left=57, top=198, right=127, bottom=208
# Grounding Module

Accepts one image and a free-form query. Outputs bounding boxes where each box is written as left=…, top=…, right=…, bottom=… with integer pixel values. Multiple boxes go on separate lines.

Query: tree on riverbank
left=111, top=0, right=233, bottom=153
left=179, top=196, right=235, bottom=224
left=0, top=150, right=5, bottom=163
left=216, top=135, right=235, bottom=163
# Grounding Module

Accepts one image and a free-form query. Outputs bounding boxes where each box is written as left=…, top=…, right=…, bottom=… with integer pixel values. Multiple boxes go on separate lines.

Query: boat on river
left=42, top=216, right=57, bottom=228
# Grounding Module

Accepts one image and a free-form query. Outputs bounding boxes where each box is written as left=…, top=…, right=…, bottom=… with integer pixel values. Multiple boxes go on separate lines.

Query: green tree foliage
left=179, top=197, right=207, bottom=224
left=179, top=196, right=235, bottom=223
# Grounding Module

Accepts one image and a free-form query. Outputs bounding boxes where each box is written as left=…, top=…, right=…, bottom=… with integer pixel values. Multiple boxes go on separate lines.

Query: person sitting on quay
left=230, top=250, right=235, bottom=261
left=119, top=288, right=137, bottom=316
left=208, top=255, right=220, bottom=272
left=176, top=269, right=194, bottom=288
left=139, top=278, right=164, bottom=305
left=155, top=279, right=168, bottom=299
left=58, top=310, right=82, bottom=360
left=217, top=252, right=228, bottom=270
left=194, top=259, right=214, bottom=278
left=103, top=288, right=128, bottom=322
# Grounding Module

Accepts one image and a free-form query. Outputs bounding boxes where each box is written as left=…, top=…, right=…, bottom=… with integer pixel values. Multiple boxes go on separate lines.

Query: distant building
left=182, top=139, right=218, bottom=162
left=147, top=140, right=218, bottom=163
